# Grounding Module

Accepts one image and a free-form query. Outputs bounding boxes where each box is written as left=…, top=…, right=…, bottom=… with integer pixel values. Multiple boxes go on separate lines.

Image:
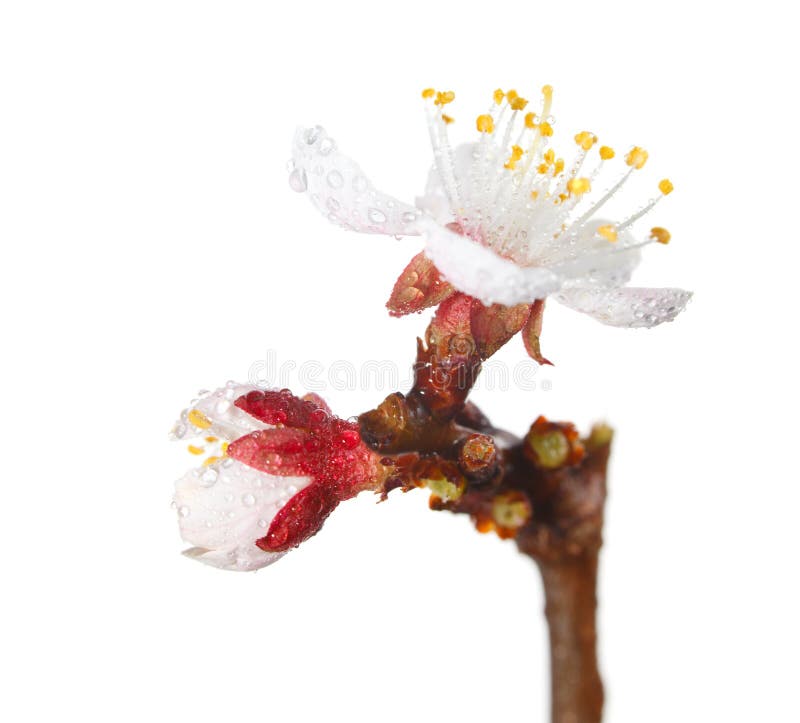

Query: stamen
left=567, top=177, right=591, bottom=195
left=658, top=178, right=674, bottom=195
left=597, top=224, right=618, bottom=242
left=435, top=90, right=455, bottom=106
left=493, top=88, right=505, bottom=105
left=574, top=131, right=597, bottom=151
left=421, top=88, right=435, bottom=99
left=599, top=146, right=615, bottom=160
left=188, top=409, right=212, bottom=429
left=625, top=146, right=648, bottom=169
left=187, top=444, right=204, bottom=455
left=442, top=114, right=455, bottom=125
left=476, top=114, right=494, bottom=133
left=650, top=227, right=671, bottom=244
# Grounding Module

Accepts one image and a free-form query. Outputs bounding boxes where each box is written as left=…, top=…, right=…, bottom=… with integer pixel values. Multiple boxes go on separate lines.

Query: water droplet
left=401, top=211, right=418, bottom=224
left=326, top=170, right=344, bottom=189
left=319, top=137, right=335, bottom=155
left=224, top=493, right=235, bottom=503
left=178, top=505, right=190, bottom=518
left=227, top=511, right=236, bottom=519
left=171, top=423, right=187, bottom=440
left=326, top=197, right=341, bottom=212
left=201, top=468, right=218, bottom=486
left=304, top=127, right=320, bottom=145
left=288, top=168, right=307, bottom=192
left=258, top=519, right=269, bottom=528
left=242, top=493, right=256, bottom=507
left=368, top=208, right=387, bottom=224
left=352, top=175, right=367, bottom=193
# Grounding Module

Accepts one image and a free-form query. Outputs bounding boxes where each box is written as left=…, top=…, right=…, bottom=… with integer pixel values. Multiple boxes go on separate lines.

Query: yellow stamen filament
left=574, top=131, right=597, bottom=151
left=493, top=88, right=505, bottom=104
left=187, top=445, right=204, bottom=455
left=658, top=178, right=674, bottom=195
left=650, top=227, right=671, bottom=244
left=421, top=88, right=435, bottom=99
left=597, top=224, right=618, bottom=242
left=476, top=114, right=494, bottom=133
left=599, top=146, right=615, bottom=160
left=435, top=90, right=455, bottom=106
left=188, top=409, right=212, bottom=429
left=567, top=177, right=591, bottom=195
left=625, top=146, right=648, bottom=169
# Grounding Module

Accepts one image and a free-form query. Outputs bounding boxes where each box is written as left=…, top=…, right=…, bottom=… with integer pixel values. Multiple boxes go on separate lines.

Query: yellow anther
left=538, top=121, right=554, bottom=137
left=203, top=456, right=222, bottom=467
left=435, top=90, right=455, bottom=106
left=537, top=163, right=549, bottom=174
left=187, top=444, right=204, bottom=455
left=204, top=436, right=218, bottom=443
left=625, top=146, right=648, bottom=169
left=421, top=88, right=435, bottom=99
left=493, top=88, right=505, bottom=104
left=504, top=145, right=524, bottom=170
left=188, top=409, right=212, bottom=430
left=476, top=114, right=494, bottom=133
left=567, top=177, right=591, bottom=195
left=599, top=145, right=615, bottom=160
left=658, top=178, right=674, bottom=195
left=221, top=442, right=229, bottom=454
left=597, top=224, right=618, bottom=242
left=506, top=89, right=519, bottom=103
left=574, top=131, right=597, bottom=151
left=530, top=190, right=539, bottom=200
left=544, top=148, right=555, bottom=165
left=510, top=96, right=528, bottom=111
left=553, top=158, right=565, bottom=175
left=524, top=112, right=537, bottom=129
left=442, top=114, right=455, bottom=125
left=650, top=227, right=671, bottom=244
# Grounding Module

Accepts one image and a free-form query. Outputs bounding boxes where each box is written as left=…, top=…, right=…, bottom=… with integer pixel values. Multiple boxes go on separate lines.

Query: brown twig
left=358, top=308, right=610, bottom=723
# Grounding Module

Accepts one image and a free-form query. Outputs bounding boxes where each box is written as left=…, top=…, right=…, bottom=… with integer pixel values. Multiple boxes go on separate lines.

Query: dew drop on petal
left=368, top=208, right=387, bottom=224
left=289, top=168, right=307, bottom=192
left=178, top=505, right=190, bottom=518
left=242, top=493, right=256, bottom=507
left=258, top=519, right=269, bottom=528
left=319, top=137, right=334, bottom=155
left=200, top=468, right=218, bottom=486
left=326, top=170, right=344, bottom=189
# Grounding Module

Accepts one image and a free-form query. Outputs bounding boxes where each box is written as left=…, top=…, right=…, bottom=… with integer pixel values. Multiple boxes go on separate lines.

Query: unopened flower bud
left=491, top=491, right=532, bottom=537
left=459, top=433, right=498, bottom=479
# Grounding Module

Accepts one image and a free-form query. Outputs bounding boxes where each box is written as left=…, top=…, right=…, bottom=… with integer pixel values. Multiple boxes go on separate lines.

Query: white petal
left=291, top=126, right=422, bottom=236
left=174, top=458, right=313, bottom=572
left=170, top=382, right=269, bottom=443
left=422, top=220, right=562, bottom=306
left=545, top=220, right=641, bottom=290
left=556, top=287, right=693, bottom=328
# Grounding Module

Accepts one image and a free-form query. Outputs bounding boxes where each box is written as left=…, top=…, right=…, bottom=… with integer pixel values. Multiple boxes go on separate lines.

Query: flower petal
left=170, top=383, right=268, bottom=443
left=387, top=251, right=454, bottom=317
left=556, top=287, right=693, bottom=328
left=174, top=458, right=312, bottom=571
left=546, top=220, right=641, bottom=290
left=422, top=220, right=562, bottom=306
left=291, top=126, right=422, bottom=236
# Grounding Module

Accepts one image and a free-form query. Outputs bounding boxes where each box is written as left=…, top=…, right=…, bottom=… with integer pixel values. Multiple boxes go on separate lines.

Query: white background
left=2, top=1, right=797, bottom=721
